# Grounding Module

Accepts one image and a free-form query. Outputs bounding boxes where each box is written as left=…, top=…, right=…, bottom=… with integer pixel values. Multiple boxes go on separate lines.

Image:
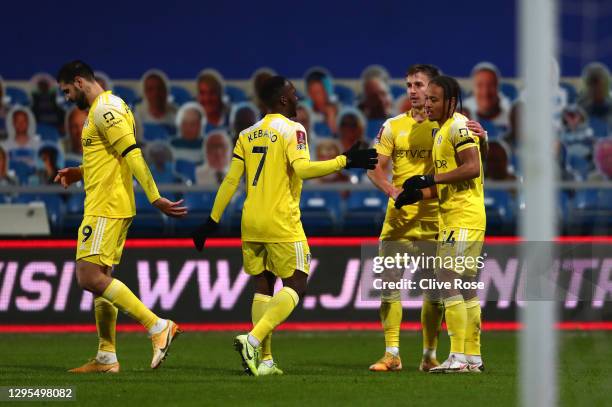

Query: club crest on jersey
left=296, top=130, right=307, bottom=150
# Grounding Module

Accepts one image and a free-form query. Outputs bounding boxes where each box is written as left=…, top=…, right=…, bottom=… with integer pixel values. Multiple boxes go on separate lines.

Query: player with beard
left=55, top=60, right=187, bottom=373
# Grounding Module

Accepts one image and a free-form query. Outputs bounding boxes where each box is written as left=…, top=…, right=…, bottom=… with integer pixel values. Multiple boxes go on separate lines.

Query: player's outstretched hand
left=343, top=142, right=378, bottom=170
left=394, top=188, right=423, bottom=209
left=153, top=197, right=188, bottom=218
left=54, top=167, right=83, bottom=189
left=402, top=174, right=435, bottom=191
left=191, top=216, right=219, bottom=252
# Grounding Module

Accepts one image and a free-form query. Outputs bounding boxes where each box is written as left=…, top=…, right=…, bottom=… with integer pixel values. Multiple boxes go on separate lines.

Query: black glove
left=402, top=174, right=436, bottom=191
left=343, top=142, right=378, bottom=170
left=192, top=216, right=219, bottom=252
left=394, top=188, right=423, bottom=209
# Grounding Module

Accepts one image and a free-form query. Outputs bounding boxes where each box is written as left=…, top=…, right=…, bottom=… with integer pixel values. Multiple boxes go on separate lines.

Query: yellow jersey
left=233, top=113, right=310, bottom=242
left=432, top=113, right=486, bottom=231
left=375, top=111, right=439, bottom=233
left=82, top=91, right=136, bottom=218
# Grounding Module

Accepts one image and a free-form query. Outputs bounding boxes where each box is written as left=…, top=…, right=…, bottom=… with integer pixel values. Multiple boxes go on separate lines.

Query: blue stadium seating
left=300, top=190, right=343, bottom=233
left=334, top=84, right=355, bottom=106
left=225, top=85, right=247, bottom=103
left=174, top=191, right=216, bottom=231
left=390, top=84, right=406, bottom=100
left=477, top=119, right=502, bottom=140
left=500, top=82, right=518, bottom=101
left=9, top=160, right=35, bottom=184
left=5, top=86, right=30, bottom=105
left=113, top=85, right=139, bottom=106
left=37, top=123, right=61, bottom=141
left=568, top=189, right=612, bottom=231
left=170, top=85, right=193, bottom=105
left=484, top=190, right=516, bottom=233
left=62, top=193, right=85, bottom=232
left=343, top=190, right=387, bottom=231
left=142, top=123, right=172, bottom=142
left=131, top=192, right=167, bottom=233
left=588, top=117, right=610, bottom=138
left=228, top=192, right=246, bottom=229
left=65, top=158, right=82, bottom=167
left=175, top=159, right=197, bottom=183
left=560, top=82, right=577, bottom=104
left=313, top=121, right=332, bottom=137
left=366, top=119, right=385, bottom=140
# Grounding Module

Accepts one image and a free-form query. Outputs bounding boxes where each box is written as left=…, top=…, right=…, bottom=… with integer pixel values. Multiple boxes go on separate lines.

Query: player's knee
left=284, top=270, right=308, bottom=298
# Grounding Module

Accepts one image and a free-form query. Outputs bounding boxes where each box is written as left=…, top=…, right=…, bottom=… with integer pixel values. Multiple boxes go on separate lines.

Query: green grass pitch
left=1, top=331, right=609, bottom=406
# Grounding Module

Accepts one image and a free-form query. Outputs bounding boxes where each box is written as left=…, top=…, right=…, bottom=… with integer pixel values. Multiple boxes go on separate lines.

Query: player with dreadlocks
left=395, top=75, right=486, bottom=373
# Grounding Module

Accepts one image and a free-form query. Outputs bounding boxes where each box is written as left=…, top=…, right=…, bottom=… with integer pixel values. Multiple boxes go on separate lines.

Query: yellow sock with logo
left=94, top=296, right=118, bottom=353
left=380, top=300, right=402, bottom=350
left=444, top=298, right=467, bottom=354
left=249, top=287, right=299, bottom=343
left=464, top=297, right=482, bottom=356
left=421, top=298, right=444, bottom=353
left=101, top=279, right=158, bottom=331
left=251, top=293, right=273, bottom=360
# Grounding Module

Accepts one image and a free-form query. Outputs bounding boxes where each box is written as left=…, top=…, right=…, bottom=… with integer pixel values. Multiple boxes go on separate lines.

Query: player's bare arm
left=54, top=167, right=83, bottom=188
left=367, top=153, right=401, bottom=199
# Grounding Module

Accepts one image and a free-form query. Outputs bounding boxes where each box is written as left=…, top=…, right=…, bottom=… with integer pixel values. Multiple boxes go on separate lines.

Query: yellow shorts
left=380, top=218, right=438, bottom=242
left=75, top=216, right=133, bottom=267
left=242, top=241, right=310, bottom=279
left=436, top=227, right=485, bottom=277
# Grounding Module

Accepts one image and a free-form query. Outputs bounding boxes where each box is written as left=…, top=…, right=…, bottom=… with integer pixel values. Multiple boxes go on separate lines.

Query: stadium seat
left=588, top=117, right=610, bottom=138
left=225, top=85, right=247, bottom=103
left=62, top=193, right=85, bottom=232
left=15, top=193, right=64, bottom=231
left=313, top=121, right=332, bottom=137
left=37, top=123, right=61, bottom=141
left=343, top=190, right=387, bottom=231
left=300, top=190, right=342, bottom=234
left=566, top=154, right=592, bottom=178
left=477, top=119, right=501, bottom=140
left=5, top=86, right=30, bottom=105
left=65, top=158, right=82, bottom=167
left=560, top=82, right=577, bottom=104
left=175, top=159, right=197, bottom=183
left=8, top=160, right=35, bottom=184
left=484, top=190, right=516, bottom=234
left=131, top=192, right=167, bottom=234
left=174, top=191, right=216, bottom=231
left=366, top=119, right=385, bottom=140
left=333, top=84, right=355, bottom=106
left=170, top=85, right=193, bottom=105
left=390, top=84, right=406, bottom=100
left=113, top=85, right=139, bottom=106
left=568, top=189, right=612, bottom=232
left=500, top=82, right=518, bottom=101
left=142, top=123, right=172, bottom=142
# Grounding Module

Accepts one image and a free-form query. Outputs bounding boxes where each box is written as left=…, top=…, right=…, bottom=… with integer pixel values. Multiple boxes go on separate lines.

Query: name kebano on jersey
left=247, top=129, right=278, bottom=143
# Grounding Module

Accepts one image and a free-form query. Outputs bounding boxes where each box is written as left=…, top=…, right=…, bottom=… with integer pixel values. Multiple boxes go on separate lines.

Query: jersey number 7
left=252, top=146, right=268, bottom=186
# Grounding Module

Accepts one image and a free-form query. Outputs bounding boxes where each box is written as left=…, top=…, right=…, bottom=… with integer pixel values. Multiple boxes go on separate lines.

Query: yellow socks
left=250, top=287, right=299, bottom=343
left=380, top=300, right=402, bottom=350
left=421, top=298, right=444, bottom=353
left=101, top=279, right=158, bottom=332
left=251, top=293, right=273, bottom=360
left=444, top=297, right=467, bottom=354
left=464, top=297, right=482, bottom=356
left=94, top=296, right=118, bottom=353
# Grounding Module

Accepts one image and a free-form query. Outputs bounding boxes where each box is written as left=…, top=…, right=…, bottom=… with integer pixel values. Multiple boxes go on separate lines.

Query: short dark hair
left=429, top=75, right=462, bottom=118
left=406, top=64, right=441, bottom=80
left=259, top=75, right=288, bottom=108
left=57, top=60, right=95, bottom=84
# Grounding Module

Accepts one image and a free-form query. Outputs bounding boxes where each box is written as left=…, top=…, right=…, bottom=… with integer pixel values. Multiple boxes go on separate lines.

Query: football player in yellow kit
left=395, top=75, right=486, bottom=373
left=192, top=76, right=377, bottom=376
left=367, top=65, right=486, bottom=372
left=55, top=61, right=187, bottom=373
